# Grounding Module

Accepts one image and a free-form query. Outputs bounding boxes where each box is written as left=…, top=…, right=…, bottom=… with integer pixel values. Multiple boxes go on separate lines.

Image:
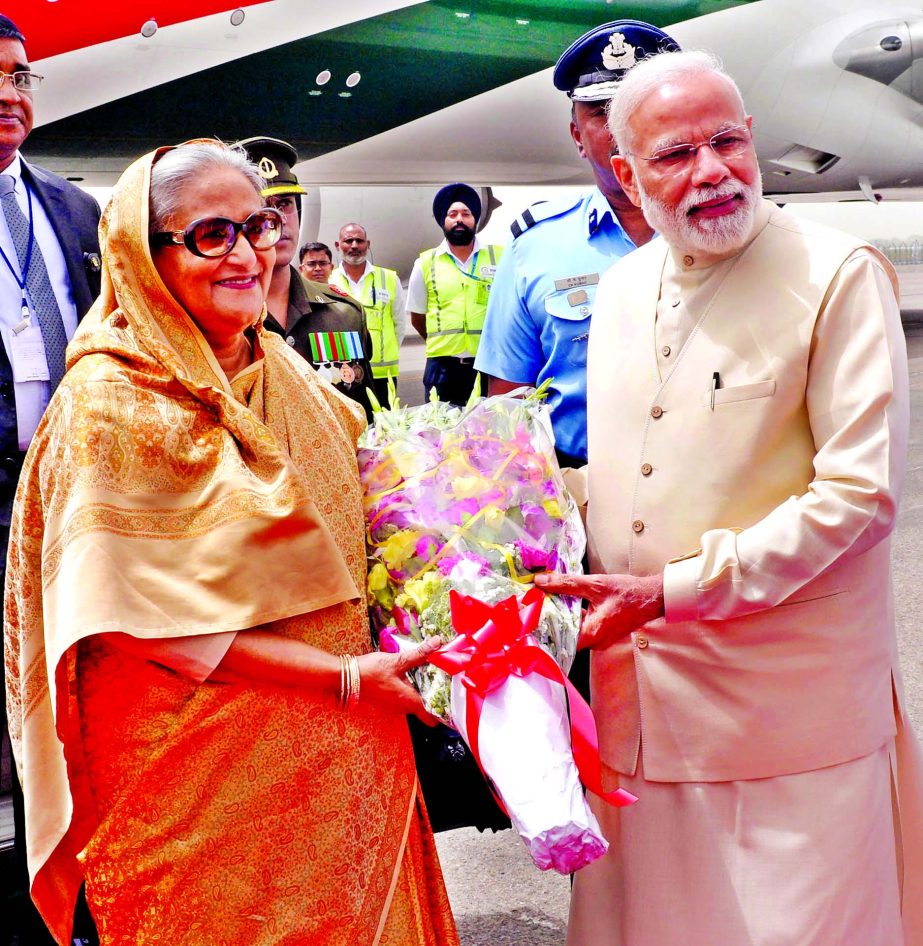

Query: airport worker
left=475, top=20, right=679, bottom=467
left=330, top=223, right=406, bottom=406
left=535, top=49, right=923, bottom=946
left=238, top=136, right=375, bottom=419
left=407, top=183, right=502, bottom=406
left=0, top=14, right=101, bottom=945
left=299, top=240, right=335, bottom=283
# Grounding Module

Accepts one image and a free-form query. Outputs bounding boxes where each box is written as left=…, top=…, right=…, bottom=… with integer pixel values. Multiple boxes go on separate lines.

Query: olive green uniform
left=263, top=266, right=375, bottom=420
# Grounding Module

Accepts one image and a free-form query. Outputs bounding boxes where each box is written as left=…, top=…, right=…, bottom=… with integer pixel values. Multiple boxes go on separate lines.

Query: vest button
left=651, top=406, right=663, bottom=419
left=637, top=634, right=649, bottom=649
left=683, top=255, right=694, bottom=267
left=641, top=463, right=653, bottom=476
left=632, top=519, right=644, bottom=534
left=661, top=345, right=671, bottom=357
left=286, top=336, right=296, bottom=346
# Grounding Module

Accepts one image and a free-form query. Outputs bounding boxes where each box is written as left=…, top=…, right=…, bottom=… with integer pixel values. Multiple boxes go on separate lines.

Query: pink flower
left=446, top=497, right=481, bottom=526
left=415, top=534, right=444, bottom=559
left=438, top=551, right=492, bottom=576
left=515, top=541, right=554, bottom=571
left=379, top=628, right=401, bottom=653
left=393, top=606, right=414, bottom=635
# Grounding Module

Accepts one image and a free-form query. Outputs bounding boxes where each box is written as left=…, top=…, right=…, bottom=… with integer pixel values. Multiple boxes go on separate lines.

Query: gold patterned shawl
left=2, top=147, right=366, bottom=940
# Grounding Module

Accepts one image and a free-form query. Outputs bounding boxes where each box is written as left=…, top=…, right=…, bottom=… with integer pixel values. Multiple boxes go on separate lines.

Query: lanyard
left=446, top=247, right=493, bottom=284
left=0, top=180, right=36, bottom=330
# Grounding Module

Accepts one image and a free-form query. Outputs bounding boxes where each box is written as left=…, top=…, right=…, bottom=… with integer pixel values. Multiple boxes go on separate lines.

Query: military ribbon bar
left=308, top=331, right=363, bottom=362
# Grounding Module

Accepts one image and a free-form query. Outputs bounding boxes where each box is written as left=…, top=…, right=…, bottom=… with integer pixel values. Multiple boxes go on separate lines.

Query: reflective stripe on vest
left=421, top=245, right=500, bottom=358
left=331, top=266, right=401, bottom=378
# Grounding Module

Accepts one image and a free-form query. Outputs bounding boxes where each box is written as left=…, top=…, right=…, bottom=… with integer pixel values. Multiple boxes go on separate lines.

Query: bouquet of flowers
left=358, top=385, right=637, bottom=874
left=359, top=383, right=584, bottom=716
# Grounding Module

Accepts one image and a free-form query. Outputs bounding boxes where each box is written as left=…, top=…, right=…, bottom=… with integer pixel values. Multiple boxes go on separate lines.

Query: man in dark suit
left=0, top=14, right=101, bottom=945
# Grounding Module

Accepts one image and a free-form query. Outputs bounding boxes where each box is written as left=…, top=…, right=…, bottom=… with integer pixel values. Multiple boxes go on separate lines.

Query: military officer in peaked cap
left=475, top=20, right=680, bottom=467
left=236, top=135, right=375, bottom=418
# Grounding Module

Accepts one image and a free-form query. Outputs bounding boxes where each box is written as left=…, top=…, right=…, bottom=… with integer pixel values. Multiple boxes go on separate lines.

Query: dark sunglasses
left=151, top=208, right=284, bottom=258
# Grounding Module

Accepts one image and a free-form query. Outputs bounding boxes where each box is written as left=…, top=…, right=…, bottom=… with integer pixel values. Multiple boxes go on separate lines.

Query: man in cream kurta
left=536, top=50, right=923, bottom=946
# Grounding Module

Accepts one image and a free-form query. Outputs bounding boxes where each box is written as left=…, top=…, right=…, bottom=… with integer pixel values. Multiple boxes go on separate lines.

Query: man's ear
left=611, top=155, right=642, bottom=209
left=570, top=120, right=587, bottom=160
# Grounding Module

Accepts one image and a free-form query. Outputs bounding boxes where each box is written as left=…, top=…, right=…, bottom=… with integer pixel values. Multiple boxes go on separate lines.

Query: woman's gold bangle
left=339, top=654, right=361, bottom=710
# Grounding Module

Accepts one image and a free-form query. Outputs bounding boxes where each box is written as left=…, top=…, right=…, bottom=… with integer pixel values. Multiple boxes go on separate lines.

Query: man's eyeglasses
left=151, top=208, right=283, bottom=258
left=633, top=125, right=752, bottom=174
left=0, top=71, right=43, bottom=92
left=267, top=195, right=299, bottom=216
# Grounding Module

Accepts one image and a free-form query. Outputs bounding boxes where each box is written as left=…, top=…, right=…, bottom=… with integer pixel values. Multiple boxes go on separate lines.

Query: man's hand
left=534, top=572, right=665, bottom=651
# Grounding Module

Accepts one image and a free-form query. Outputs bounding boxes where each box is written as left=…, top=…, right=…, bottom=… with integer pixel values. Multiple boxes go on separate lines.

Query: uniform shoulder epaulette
left=304, top=278, right=362, bottom=311
left=509, top=193, right=583, bottom=239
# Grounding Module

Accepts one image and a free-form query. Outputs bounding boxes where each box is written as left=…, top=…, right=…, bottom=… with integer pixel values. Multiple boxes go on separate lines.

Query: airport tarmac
left=398, top=325, right=923, bottom=945
left=3, top=330, right=921, bottom=946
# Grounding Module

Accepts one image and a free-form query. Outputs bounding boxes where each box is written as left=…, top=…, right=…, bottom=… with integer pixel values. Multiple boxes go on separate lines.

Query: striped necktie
left=0, top=174, right=69, bottom=390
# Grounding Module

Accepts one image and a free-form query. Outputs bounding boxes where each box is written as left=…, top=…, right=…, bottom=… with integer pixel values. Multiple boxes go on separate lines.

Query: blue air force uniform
left=474, top=18, right=680, bottom=465
left=475, top=188, right=637, bottom=464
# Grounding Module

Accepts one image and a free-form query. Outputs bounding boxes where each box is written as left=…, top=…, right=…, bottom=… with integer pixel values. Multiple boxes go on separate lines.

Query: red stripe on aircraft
left=3, top=1, right=269, bottom=62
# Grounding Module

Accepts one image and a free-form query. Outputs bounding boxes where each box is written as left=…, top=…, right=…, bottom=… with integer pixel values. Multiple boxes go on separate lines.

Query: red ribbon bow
left=429, top=587, right=638, bottom=812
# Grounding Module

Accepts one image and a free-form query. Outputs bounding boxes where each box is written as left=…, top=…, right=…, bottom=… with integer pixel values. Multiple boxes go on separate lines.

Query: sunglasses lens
left=243, top=210, right=283, bottom=250
left=191, top=218, right=236, bottom=257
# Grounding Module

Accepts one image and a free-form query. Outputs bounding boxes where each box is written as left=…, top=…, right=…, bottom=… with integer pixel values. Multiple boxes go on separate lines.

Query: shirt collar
left=434, top=234, right=486, bottom=261
left=0, top=153, right=23, bottom=188
left=585, top=187, right=623, bottom=239
left=337, top=260, right=373, bottom=284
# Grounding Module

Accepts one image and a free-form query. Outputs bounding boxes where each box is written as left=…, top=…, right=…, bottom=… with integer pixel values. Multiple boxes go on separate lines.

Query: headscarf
left=3, top=143, right=362, bottom=941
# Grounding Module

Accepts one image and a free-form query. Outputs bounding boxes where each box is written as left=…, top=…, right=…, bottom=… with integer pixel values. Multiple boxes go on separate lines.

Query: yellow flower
left=543, top=499, right=562, bottom=519
left=401, top=571, right=443, bottom=613
left=367, top=562, right=394, bottom=608
left=452, top=475, right=490, bottom=499
left=380, top=529, right=421, bottom=569
left=483, top=506, right=505, bottom=530
left=368, top=562, right=390, bottom=592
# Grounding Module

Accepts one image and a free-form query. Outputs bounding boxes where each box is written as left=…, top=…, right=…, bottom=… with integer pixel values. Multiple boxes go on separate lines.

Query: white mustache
left=682, top=183, right=742, bottom=214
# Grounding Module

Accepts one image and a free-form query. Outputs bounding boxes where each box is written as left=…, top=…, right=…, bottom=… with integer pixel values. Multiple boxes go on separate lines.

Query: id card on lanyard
left=1, top=180, right=36, bottom=325
left=0, top=181, right=50, bottom=382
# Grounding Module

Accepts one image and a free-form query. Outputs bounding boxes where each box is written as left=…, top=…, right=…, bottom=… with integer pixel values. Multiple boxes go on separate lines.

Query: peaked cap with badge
left=235, top=136, right=307, bottom=197
left=553, top=19, right=681, bottom=102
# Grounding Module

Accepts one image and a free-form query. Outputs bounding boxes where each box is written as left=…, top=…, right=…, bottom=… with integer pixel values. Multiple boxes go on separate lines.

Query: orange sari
left=3, top=146, right=458, bottom=946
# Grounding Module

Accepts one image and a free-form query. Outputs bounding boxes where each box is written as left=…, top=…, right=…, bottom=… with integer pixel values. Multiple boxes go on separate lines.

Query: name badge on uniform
left=10, top=323, right=50, bottom=382
left=376, top=289, right=391, bottom=304
left=480, top=265, right=497, bottom=278
left=554, top=273, right=599, bottom=291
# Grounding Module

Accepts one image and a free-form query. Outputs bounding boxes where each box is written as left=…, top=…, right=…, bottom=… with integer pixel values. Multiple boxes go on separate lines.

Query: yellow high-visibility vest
left=421, top=245, right=502, bottom=358
left=330, top=266, right=401, bottom=378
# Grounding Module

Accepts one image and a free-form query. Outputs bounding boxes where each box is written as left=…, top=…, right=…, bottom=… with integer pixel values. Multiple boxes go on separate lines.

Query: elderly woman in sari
left=4, top=140, right=460, bottom=946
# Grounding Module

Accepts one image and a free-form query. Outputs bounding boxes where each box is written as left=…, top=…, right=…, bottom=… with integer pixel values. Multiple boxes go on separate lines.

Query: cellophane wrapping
left=358, top=391, right=609, bottom=873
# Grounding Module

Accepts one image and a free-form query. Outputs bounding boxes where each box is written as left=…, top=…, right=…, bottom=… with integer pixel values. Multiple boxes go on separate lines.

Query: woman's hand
left=534, top=572, right=664, bottom=651
left=357, top=637, right=444, bottom=725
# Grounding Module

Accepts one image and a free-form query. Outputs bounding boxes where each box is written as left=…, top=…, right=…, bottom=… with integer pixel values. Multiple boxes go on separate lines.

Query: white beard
left=638, top=171, right=763, bottom=256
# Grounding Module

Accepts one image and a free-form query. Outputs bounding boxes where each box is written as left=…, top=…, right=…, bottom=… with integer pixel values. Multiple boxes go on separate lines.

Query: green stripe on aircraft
left=28, top=0, right=758, bottom=165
